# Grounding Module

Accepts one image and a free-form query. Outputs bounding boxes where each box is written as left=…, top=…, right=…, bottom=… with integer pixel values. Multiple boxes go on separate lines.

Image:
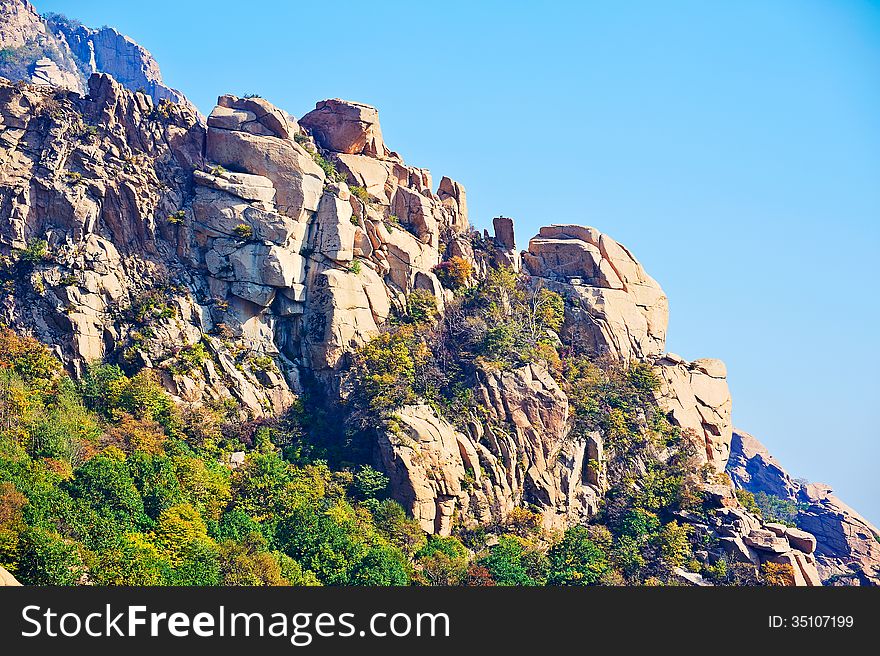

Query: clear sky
left=36, top=0, right=880, bottom=523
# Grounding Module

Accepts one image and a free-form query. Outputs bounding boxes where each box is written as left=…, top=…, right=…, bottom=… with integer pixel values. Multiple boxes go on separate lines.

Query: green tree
left=352, top=465, right=389, bottom=500
left=16, top=526, right=85, bottom=585
left=547, top=525, right=609, bottom=585
left=478, top=536, right=547, bottom=586
left=64, top=451, right=148, bottom=531
left=350, top=544, right=409, bottom=585
left=88, top=533, right=167, bottom=585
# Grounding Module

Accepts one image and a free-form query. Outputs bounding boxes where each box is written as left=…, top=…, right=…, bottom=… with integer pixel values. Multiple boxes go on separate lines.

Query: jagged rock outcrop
left=0, top=77, right=471, bottom=409
left=300, top=99, right=386, bottom=158
left=655, top=354, right=732, bottom=472
left=0, top=0, right=192, bottom=110
left=51, top=20, right=189, bottom=107
left=0, top=70, right=740, bottom=530
left=0, top=74, right=296, bottom=413
left=0, top=0, right=85, bottom=93
left=672, top=484, right=822, bottom=586
left=524, top=224, right=668, bottom=361
left=520, top=224, right=732, bottom=472
left=378, top=364, right=602, bottom=536
left=728, top=430, right=880, bottom=585
left=0, top=45, right=840, bottom=586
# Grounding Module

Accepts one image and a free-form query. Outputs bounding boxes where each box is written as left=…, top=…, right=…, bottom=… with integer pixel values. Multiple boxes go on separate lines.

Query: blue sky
left=37, top=0, right=880, bottom=523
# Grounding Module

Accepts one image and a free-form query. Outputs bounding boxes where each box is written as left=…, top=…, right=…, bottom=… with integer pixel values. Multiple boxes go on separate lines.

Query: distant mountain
left=727, top=430, right=880, bottom=585
left=0, top=0, right=192, bottom=110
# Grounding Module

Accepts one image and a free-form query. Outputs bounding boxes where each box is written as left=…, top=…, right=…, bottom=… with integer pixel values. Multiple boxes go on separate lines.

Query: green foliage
left=65, top=453, right=149, bottom=530
left=275, top=501, right=408, bottom=585
left=752, top=491, right=805, bottom=527
left=80, top=364, right=176, bottom=431
left=27, top=389, right=101, bottom=465
left=404, top=289, right=438, bottom=324
left=233, top=223, right=254, bottom=239
left=126, top=287, right=176, bottom=325
left=547, top=525, right=609, bottom=585
left=16, top=526, right=85, bottom=585
left=735, top=488, right=761, bottom=515
left=348, top=260, right=362, bottom=275
left=478, top=536, right=547, bottom=586
left=352, top=465, right=388, bottom=500
left=167, top=210, right=186, bottom=225
left=349, top=185, right=370, bottom=203
left=170, top=342, right=210, bottom=374
left=302, top=146, right=345, bottom=183
left=248, top=355, right=277, bottom=374
left=433, top=256, right=473, bottom=290
left=415, top=536, right=469, bottom=585
left=0, top=328, right=62, bottom=385
left=17, top=239, right=49, bottom=265
left=352, top=325, right=432, bottom=415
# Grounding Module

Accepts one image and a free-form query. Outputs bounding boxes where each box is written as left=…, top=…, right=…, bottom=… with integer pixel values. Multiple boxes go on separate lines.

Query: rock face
left=655, top=354, right=732, bottom=472
left=0, top=76, right=469, bottom=410
left=0, top=0, right=193, bottom=110
left=521, top=224, right=732, bottom=472
left=378, top=364, right=602, bottom=536
left=0, top=70, right=741, bottom=536
left=300, top=99, right=385, bottom=157
left=728, top=430, right=880, bottom=585
left=52, top=21, right=189, bottom=108
left=0, top=0, right=85, bottom=94
left=523, top=224, right=668, bottom=361
left=0, top=565, right=21, bottom=586
left=0, top=29, right=855, bottom=587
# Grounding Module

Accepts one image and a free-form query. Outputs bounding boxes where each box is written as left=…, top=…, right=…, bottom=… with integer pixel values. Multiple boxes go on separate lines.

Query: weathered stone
left=493, top=216, right=516, bottom=250
left=525, top=225, right=668, bottom=361
left=206, top=124, right=324, bottom=220
left=300, top=98, right=385, bottom=156
left=392, top=185, right=442, bottom=248
left=437, top=176, right=468, bottom=232
left=301, top=264, right=383, bottom=371
left=743, top=529, right=791, bottom=554
left=792, top=551, right=823, bottom=586
left=785, top=527, right=817, bottom=554
left=656, top=356, right=732, bottom=472
left=377, top=404, right=472, bottom=535
left=0, top=565, right=21, bottom=586
left=727, top=430, right=800, bottom=500
left=704, top=484, right=737, bottom=508
left=728, top=429, right=880, bottom=585
left=764, top=522, right=789, bottom=538
left=672, top=567, right=713, bottom=586
left=193, top=169, right=276, bottom=205
left=312, top=189, right=356, bottom=261
left=719, top=536, right=762, bottom=565
left=218, top=94, right=294, bottom=140
left=230, top=281, right=276, bottom=307
left=336, top=154, right=392, bottom=201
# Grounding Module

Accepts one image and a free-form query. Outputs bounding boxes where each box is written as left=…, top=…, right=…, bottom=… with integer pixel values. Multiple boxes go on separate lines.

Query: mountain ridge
left=0, top=0, right=875, bottom=586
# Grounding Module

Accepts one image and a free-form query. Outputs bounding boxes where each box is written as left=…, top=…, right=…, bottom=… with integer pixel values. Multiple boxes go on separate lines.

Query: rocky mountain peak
left=728, top=430, right=880, bottom=585
left=0, top=0, right=193, bottom=110
left=0, top=9, right=870, bottom=587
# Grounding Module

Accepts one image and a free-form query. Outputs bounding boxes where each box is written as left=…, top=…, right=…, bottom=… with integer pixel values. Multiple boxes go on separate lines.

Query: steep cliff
left=0, top=69, right=833, bottom=585
left=0, top=0, right=190, bottom=109
left=727, top=430, right=880, bottom=585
